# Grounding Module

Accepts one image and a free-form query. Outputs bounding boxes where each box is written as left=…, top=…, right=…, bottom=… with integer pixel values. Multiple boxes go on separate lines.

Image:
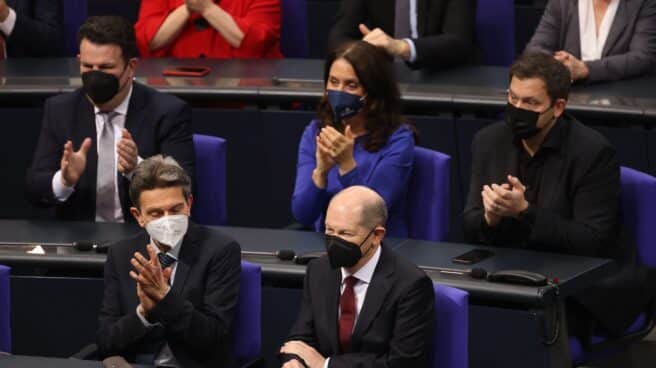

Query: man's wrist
left=393, top=39, right=411, bottom=60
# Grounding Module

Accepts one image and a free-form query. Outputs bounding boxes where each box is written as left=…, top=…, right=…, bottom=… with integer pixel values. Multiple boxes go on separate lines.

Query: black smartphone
left=452, top=249, right=494, bottom=265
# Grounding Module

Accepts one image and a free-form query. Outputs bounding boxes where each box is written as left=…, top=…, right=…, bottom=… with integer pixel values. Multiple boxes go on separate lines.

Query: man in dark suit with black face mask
left=464, top=51, right=654, bottom=344
left=280, top=185, right=434, bottom=368
left=25, top=16, right=195, bottom=222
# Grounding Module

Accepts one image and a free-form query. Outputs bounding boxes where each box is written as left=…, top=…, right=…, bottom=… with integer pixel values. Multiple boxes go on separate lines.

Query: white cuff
left=123, top=156, right=144, bottom=181
left=0, top=8, right=16, bottom=37
left=323, top=357, right=330, bottom=368
left=52, top=170, right=75, bottom=202
left=136, top=305, right=160, bottom=328
left=403, top=38, right=417, bottom=63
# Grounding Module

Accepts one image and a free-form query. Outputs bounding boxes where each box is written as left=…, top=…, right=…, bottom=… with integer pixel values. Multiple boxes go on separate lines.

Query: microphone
left=241, top=249, right=296, bottom=261
left=420, top=265, right=488, bottom=279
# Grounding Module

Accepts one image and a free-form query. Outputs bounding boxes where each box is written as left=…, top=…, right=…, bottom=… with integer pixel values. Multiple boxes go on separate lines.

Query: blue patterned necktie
left=157, top=252, right=176, bottom=269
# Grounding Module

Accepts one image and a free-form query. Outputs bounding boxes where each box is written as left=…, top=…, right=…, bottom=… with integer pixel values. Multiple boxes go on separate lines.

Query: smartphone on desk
left=162, top=66, right=211, bottom=77
left=452, top=249, right=494, bottom=265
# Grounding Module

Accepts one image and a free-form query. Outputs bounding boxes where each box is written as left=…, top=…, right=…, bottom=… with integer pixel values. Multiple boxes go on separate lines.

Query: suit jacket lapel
left=350, top=246, right=395, bottom=350
left=74, top=93, right=98, bottom=207
left=565, top=0, right=582, bottom=58
left=325, top=269, right=342, bottom=355
left=416, top=0, right=427, bottom=36
left=602, top=0, right=628, bottom=57
left=170, top=224, right=200, bottom=296
left=119, top=83, right=147, bottom=219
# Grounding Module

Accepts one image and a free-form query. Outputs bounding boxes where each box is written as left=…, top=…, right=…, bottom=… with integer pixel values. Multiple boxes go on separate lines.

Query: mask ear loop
left=358, top=227, right=379, bottom=257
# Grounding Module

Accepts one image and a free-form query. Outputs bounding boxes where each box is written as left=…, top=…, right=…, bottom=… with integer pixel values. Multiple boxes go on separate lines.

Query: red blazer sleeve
left=134, top=0, right=182, bottom=57
left=231, top=0, right=282, bottom=57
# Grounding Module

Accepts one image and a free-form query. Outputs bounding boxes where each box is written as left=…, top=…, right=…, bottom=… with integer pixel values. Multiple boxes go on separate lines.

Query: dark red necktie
left=339, top=276, right=358, bottom=352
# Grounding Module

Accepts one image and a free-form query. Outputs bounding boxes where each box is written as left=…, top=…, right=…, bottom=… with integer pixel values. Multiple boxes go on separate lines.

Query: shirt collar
left=93, top=84, right=133, bottom=116
left=149, top=235, right=182, bottom=260
left=341, top=245, right=382, bottom=284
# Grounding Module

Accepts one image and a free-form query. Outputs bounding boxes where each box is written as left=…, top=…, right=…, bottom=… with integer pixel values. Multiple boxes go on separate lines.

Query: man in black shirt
left=464, top=51, right=653, bottom=342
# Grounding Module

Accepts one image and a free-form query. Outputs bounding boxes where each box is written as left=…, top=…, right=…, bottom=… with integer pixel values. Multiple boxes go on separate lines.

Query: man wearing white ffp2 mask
left=97, top=155, right=241, bottom=368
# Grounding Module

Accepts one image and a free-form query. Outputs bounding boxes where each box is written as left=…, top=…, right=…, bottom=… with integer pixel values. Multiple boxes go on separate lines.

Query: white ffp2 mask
left=145, top=215, right=189, bottom=248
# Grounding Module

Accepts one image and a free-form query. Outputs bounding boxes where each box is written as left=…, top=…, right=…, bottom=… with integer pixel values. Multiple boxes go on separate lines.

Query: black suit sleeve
left=7, top=0, right=63, bottom=57
left=463, top=129, right=531, bottom=246
left=285, top=260, right=320, bottom=348
left=147, top=241, right=241, bottom=357
left=157, top=100, right=196, bottom=183
left=97, top=246, right=151, bottom=358
left=410, top=0, right=477, bottom=69
left=328, top=276, right=434, bottom=367
left=25, top=98, right=61, bottom=207
left=327, top=0, right=367, bottom=51
left=526, top=146, right=620, bottom=257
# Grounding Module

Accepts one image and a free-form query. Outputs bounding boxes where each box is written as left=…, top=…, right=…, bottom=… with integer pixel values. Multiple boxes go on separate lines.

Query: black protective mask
left=325, top=228, right=375, bottom=269
left=82, top=65, right=127, bottom=105
left=505, top=103, right=553, bottom=140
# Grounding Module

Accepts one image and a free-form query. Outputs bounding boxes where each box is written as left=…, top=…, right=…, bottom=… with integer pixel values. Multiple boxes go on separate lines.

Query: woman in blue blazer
left=291, top=41, right=415, bottom=238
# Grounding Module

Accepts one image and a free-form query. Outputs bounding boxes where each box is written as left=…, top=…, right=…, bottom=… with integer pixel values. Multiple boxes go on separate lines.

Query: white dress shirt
left=324, top=246, right=382, bottom=367
left=579, top=0, right=620, bottom=61
left=403, top=0, right=419, bottom=63
left=135, top=237, right=183, bottom=368
left=0, top=7, right=16, bottom=57
left=52, top=85, right=138, bottom=222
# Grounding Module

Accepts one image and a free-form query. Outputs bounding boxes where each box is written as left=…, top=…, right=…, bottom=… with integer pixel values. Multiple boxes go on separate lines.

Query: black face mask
left=505, top=103, right=553, bottom=140
left=325, top=228, right=376, bottom=269
left=82, top=65, right=128, bottom=105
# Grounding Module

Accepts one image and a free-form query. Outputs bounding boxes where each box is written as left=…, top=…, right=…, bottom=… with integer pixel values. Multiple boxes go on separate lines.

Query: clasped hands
left=184, top=0, right=216, bottom=15
left=554, top=51, right=589, bottom=81
left=280, top=341, right=325, bottom=368
left=481, top=175, right=529, bottom=227
left=129, top=244, right=173, bottom=318
left=315, top=125, right=356, bottom=177
left=60, top=129, right=138, bottom=187
left=358, top=24, right=411, bottom=60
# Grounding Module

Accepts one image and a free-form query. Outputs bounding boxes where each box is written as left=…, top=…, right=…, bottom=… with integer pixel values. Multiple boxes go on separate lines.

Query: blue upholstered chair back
left=232, top=261, right=262, bottom=363
left=280, top=0, right=309, bottom=57
left=192, top=134, right=227, bottom=226
left=407, top=147, right=451, bottom=241
left=475, top=0, right=515, bottom=66
left=433, top=284, right=468, bottom=368
left=63, top=0, right=88, bottom=56
left=0, top=265, right=10, bottom=353
left=569, top=166, right=656, bottom=364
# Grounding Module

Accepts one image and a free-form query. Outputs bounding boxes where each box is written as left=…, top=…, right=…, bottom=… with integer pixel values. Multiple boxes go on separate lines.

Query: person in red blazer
left=135, top=0, right=282, bottom=58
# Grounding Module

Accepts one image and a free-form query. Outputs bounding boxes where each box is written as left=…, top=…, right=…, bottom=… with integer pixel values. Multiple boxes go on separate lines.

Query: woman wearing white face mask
left=97, top=155, right=241, bottom=368
left=291, top=41, right=417, bottom=238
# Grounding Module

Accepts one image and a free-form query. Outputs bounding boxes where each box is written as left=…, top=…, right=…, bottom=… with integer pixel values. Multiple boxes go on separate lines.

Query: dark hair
left=509, top=51, right=571, bottom=103
left=318, top=41, right=410, bottom=152
left=77, top=16, right=139, bottom=62
left=129, top=155, right=192, bottom=209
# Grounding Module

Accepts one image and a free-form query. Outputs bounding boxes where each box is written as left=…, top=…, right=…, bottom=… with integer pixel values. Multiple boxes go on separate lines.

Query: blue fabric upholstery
left=433, top=284, right=468, bottom=368
left=192, top=134, right=227, bottom=226
left=475, top=0, right=515, bottom=66
left=232, top=261, right=262, bottom=364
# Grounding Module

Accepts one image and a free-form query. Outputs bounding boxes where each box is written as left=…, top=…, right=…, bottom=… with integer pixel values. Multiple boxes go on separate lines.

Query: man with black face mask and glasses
left=280, top=185, right=434, bottom=368
left=464, top=51, right=653, bottom=345
left=26, top=16, right=195, bottom=222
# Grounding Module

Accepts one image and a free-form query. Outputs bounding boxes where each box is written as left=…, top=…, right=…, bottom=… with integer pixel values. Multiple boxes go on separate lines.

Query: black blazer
left=526, top=0, right=656, bottom=82
left=25, top=82, right=195, bottom=222
left=5, top=0, right=64, bottom=57
left=327, top=0, right=478, bottom=69
left=464, top=116, right=654, bottom=335
left=286, top=246, right=435, bottom=367
left=97, top=223, right=242, bottom=368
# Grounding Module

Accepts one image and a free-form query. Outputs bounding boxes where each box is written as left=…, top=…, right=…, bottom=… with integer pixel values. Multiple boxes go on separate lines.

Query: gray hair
left=129, top=155, right=191, bottom=209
